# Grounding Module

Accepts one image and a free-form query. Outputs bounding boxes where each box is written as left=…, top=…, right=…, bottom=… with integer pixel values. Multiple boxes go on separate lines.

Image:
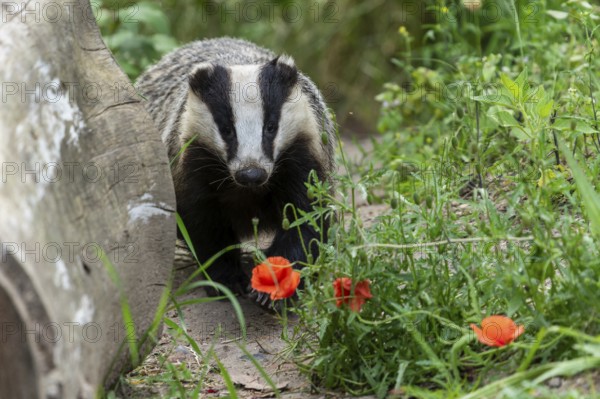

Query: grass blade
left=559, top=139, right=600, bottom=237
left=98, top=245, right=139, bottom=366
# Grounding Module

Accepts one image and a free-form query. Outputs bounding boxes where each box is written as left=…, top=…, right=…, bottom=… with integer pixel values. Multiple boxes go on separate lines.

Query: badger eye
left=221, top=127, right=234, bottom=138
left=265, top=121, right=277, bottom=135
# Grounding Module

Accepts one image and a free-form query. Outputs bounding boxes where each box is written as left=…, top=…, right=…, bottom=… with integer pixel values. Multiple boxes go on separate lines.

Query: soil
left=117, top=138, right=600, bottom=398
left=119, top=208, right=600, bottom=399
left=117, top=257, right=380, bottom=398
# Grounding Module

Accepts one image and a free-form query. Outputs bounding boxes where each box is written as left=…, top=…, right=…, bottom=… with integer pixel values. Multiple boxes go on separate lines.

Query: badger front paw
left=247, top=290, right=297, bottom=312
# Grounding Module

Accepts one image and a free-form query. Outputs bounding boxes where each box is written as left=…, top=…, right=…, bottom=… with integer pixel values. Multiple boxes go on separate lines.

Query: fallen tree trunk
left=0, top=1, right=176, bottom=397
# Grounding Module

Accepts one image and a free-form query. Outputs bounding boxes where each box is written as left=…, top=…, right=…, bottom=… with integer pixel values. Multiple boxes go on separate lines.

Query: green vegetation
left=99, top=0, right=600, bottom=397
left=97, top=0, right=412, bottom=132
left=293, top=0, right=600, bottom=397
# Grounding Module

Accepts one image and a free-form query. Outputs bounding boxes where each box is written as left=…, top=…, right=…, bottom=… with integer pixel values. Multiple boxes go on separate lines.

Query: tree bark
left=0, top=1, right=176, bottom=397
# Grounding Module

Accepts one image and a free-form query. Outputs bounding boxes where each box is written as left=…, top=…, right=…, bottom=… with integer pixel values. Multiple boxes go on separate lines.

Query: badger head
left=178, top=56, right=327, bottom=191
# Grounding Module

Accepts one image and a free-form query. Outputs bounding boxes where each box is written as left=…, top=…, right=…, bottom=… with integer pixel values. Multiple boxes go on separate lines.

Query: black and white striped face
left=180, top=57, right=323, bottom=189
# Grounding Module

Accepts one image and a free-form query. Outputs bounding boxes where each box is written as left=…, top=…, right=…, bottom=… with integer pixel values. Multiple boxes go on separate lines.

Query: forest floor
left=119, top=283, right=600, bottom=398
left=117, top=138, right=600, bottom=398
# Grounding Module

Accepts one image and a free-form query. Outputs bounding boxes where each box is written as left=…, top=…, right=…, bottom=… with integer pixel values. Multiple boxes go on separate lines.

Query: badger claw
left=248, top=290, right=276, bottom=311
left=250, top=290, right=270, bottom=306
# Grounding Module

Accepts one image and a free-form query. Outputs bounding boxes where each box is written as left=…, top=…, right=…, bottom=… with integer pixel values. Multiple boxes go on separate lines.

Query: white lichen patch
left=0, top=55, right=86, bottom=232
left=140, top=193, right=154, bottom=201
left=74, top=295, right=95, bottom=325
left=54, top=260, right=72, bottom=290
left=24, top=59, right=86, bottom=163
left=128, top=195, right=171, bottom=224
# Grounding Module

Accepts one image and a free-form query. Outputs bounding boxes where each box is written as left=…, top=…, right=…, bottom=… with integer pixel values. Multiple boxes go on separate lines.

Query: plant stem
left=511, top=0, right=524, bottom=60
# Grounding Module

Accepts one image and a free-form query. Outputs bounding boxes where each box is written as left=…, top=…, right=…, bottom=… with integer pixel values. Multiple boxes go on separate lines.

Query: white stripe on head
left=274, top=85, right=323, bottom=163
left=228, top=65, right=273, bottom=173
left=180, top=90, right=227, bottom=159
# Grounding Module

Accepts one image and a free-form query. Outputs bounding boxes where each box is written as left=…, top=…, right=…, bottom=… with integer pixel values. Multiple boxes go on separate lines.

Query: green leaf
left=546, top=10, right=569, bottom=19
left=135, top=2, right=171, bottom=34
left=106, top=30, right=138, bottom=49
left=489, top=109, right=520, bottom=128
left=509, top=128, right=531, bottom=140
left=552, top=118, right=573, bottom=131
left=151, top=33, right=179, bottom=54
left=514, top=69, right=528, bottom=93
left=576, top=121, right=598, bottom=134
left=560, top=140, right=600, bottom=238
left=473, top=94, right=514, bottom=108
left=537, top=98, right=554, bottom=119
left=527, top=83, right=545, bottom=104
left=501, top=73, right=519, bottom=101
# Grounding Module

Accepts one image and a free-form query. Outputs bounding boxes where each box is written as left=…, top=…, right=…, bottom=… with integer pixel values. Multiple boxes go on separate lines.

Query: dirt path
left=124, top=292, right=308, bottom=397
left=116, top=137, right=376, bottom=398
left=118, top=265, right=600, bottom=399
left=119, top=203, right=386, bottom=398
left=117, top=137, right=600, bottom=398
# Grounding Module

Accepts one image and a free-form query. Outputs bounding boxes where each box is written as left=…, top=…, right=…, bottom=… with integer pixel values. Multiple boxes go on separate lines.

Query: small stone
left=174, top=345, right=192, bottom=355
left=548, top=377, right=562, bottom=388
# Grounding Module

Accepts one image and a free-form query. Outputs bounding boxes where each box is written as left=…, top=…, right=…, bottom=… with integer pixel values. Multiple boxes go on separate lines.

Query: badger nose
left=235, top=167, right=268, bottom=187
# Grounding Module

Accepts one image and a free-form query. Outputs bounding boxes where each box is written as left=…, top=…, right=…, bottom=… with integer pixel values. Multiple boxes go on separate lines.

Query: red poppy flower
left=470, top=315, right=525, bottom=347
left=333, top=277, right=372, bottom=312
left=251, top=257, right=300, bottom=300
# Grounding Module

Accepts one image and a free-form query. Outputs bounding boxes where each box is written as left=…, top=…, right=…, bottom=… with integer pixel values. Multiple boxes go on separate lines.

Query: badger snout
left=234, top=166, right=268, bottom=187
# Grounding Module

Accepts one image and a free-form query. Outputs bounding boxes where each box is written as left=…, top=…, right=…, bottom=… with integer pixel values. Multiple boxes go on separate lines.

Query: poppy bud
left=282, top=218, right=290, bottom=230
left=465, top=224, right=473, bottom=235
left=321, top=132, right=329, bottom=145
left=456, top=107, right=464, bottom=119
left=425, top=195, right=433, bottom=209
left=413, top=192, right=421, bottom=204
left=390, top=197, right=398, bottom=209
left=307, top=187, right=316, bottom=200
left=307, top=254, right=314, bottom=264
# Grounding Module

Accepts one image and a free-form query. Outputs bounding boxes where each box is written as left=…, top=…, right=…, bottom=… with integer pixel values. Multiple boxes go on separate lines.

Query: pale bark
left=0, top=1, right=176, bottom=397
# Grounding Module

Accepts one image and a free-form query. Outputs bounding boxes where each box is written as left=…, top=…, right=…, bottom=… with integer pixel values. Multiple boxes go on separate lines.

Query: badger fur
left=136, top=38, right=335, bottom=292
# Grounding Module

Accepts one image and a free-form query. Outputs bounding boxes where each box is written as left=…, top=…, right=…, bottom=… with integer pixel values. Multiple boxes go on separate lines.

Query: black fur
left=136, top=39, right=335, bottom=296
left=176, top=134, right=326, bottom=292
left=259, top=58, right=298, bottom=160
left=189, top=65, right=238, bottom=161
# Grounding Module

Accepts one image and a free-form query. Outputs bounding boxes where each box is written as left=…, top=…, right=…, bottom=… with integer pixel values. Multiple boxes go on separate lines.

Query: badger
left=136, top=38, right=336, bottom=294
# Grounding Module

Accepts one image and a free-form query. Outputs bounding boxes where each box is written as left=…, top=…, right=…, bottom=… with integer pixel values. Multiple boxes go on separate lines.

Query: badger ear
left=188, top=63, right=214, bottom=96
left=189, top=63, right=230, bottom=99
left=266, top=55, right=298, bottom=86
left=273, top=55, right=296, bottom=69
